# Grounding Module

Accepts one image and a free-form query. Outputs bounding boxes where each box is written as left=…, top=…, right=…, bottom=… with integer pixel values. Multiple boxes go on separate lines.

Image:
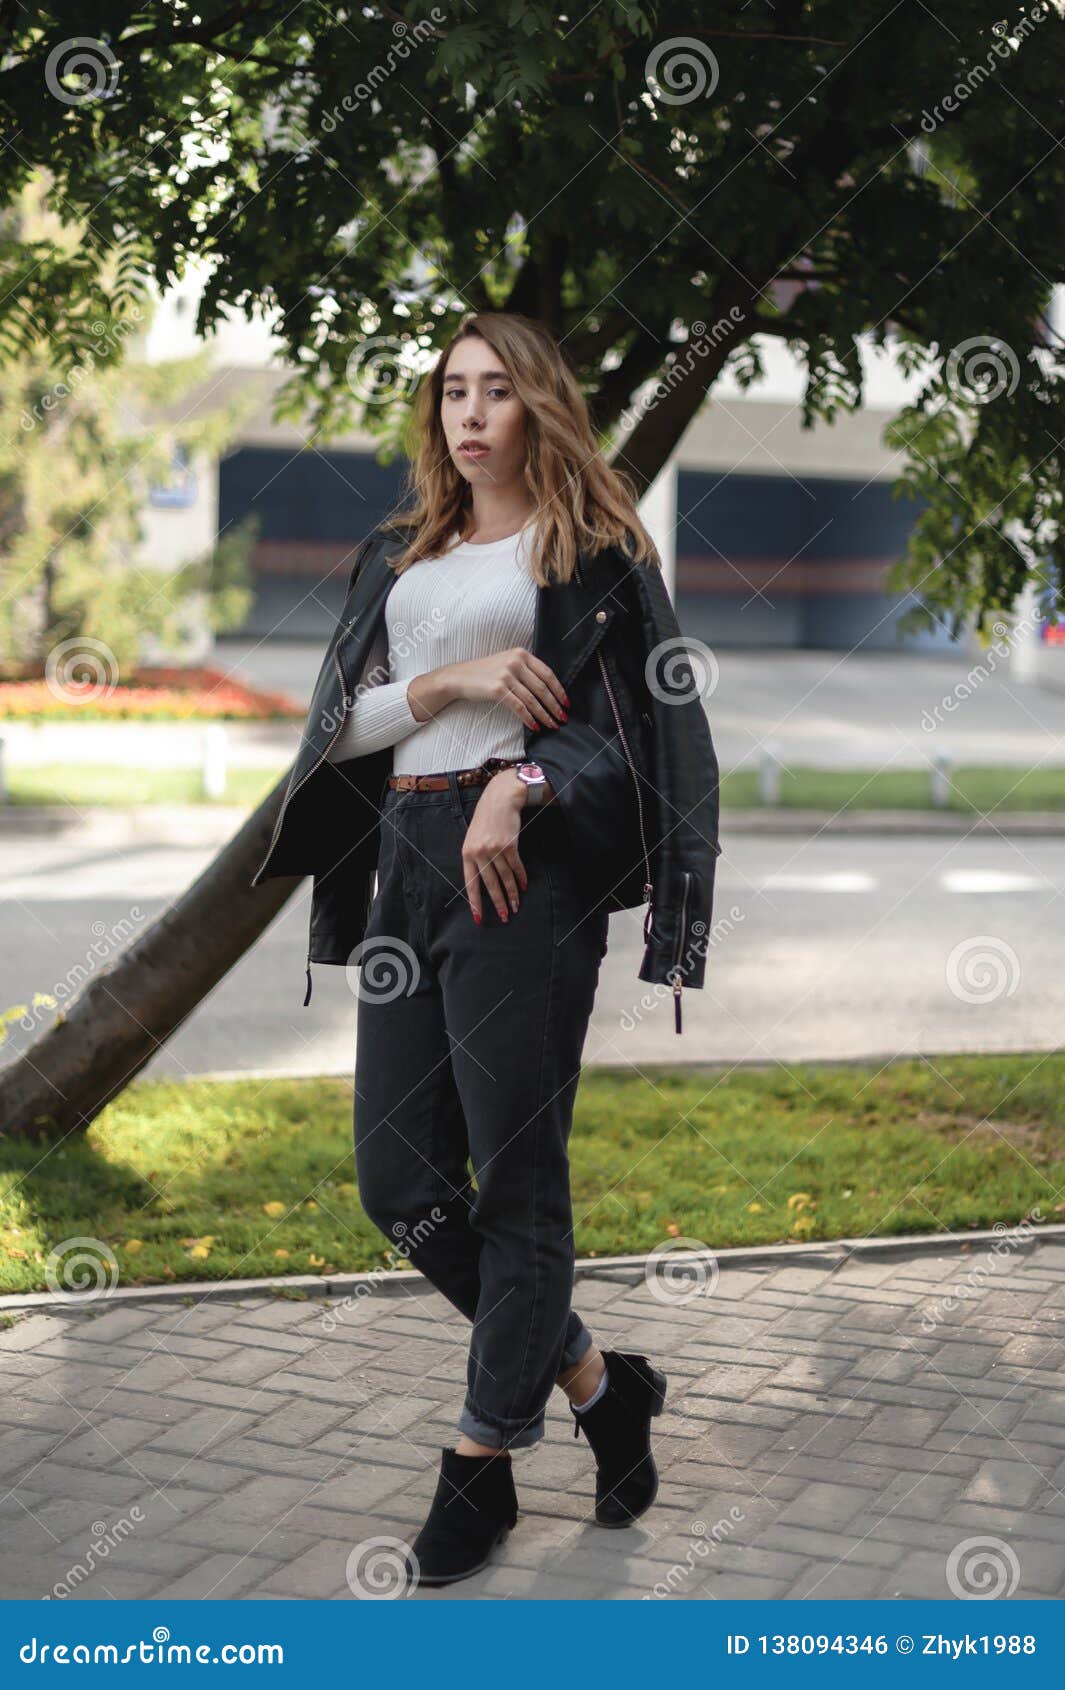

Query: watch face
left=517, top=762, right=545, bottom=782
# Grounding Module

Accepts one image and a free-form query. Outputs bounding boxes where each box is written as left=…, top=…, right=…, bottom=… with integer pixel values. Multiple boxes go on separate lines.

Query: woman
left=250, top=311, right=721, bottom=1589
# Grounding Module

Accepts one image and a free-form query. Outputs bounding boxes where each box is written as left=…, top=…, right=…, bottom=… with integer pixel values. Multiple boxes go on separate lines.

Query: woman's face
left=440, top=336, right=527, bottom=489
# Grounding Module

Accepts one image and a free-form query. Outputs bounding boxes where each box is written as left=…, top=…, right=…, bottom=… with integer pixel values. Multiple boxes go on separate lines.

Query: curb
left=0, top=803, right=250, bottom=838
left=4, top=804, right=1065, bottom=838
left=3, top=1221, right=1062, bottom=1318
left=724, top=808, right=1065, bottom=836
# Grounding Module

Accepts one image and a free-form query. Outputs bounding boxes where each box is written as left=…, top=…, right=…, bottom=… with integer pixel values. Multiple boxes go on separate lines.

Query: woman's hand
left=446, top=647, right=569, bottom=732
left=462, top=770, right=532, bottom=925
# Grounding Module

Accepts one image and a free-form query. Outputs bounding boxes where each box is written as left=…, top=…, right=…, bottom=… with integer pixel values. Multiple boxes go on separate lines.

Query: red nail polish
left=472, top=910, right=481, bottom=924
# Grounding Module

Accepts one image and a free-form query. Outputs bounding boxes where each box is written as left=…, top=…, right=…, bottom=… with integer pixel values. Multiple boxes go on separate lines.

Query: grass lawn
left=3, top=764, right=283, bottom=807
left=720, top=764, right=1065, bottom=811
left=3, top=762, right=1064, bottom=810
left=2, top=1054, right=1063, bottom=1296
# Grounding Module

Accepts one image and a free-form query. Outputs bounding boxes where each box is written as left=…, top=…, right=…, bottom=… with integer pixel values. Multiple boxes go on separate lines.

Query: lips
left=459, top=442, right=490, bottom=458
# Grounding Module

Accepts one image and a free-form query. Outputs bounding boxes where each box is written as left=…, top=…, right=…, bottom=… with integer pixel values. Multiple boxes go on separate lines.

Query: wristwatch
left=514, top=761, right=550, bottom=807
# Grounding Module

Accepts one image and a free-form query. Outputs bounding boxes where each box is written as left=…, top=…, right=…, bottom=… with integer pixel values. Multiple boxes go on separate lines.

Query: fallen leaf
left=787, top=1192, right=813, bottom=1211
left=124, top=1240, right=144, bottom=1254
left=262, top=1201, right=286, bottom=1218
left=666, top=1221, right=680, bottom=1237
left=274, top=1249, right=290, bottom=1259
left=308, top=1253, right=325, bottom=1267
left=746, top=1202, right=763, bottom=1214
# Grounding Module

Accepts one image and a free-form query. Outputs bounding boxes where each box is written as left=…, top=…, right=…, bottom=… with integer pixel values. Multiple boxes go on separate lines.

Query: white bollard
left=930, top=751, right=953, bottom=808
left=758, top=744, right=781, bottom=806
left=202, top=723, right=228, bottom=799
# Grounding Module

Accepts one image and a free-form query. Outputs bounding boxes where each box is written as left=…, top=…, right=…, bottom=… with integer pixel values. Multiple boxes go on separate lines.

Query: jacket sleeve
left=526, top=717, right=637, bottom=877
left=523, top=630, right=646, bottom=920
left=626, top=559, right=721, bottom=995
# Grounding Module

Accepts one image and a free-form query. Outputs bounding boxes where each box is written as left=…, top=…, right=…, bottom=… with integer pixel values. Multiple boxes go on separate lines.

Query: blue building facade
left=674, top=468, right=949, bottom=651
left=220, top=448, right=947, bottom=651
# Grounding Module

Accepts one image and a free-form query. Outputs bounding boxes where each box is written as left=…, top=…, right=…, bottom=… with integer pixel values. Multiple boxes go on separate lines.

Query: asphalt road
left=2, top=820, right=1061, bottom=1080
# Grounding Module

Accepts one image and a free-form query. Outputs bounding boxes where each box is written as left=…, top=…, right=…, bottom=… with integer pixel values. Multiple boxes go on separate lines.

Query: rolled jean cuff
left=558, top=1325, right=595, bottom=1374
left=458, top=1396, right=546, bottom=1452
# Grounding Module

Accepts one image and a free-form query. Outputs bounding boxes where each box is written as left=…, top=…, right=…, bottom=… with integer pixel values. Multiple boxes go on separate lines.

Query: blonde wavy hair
left=383, top=312, right=661, bottom=584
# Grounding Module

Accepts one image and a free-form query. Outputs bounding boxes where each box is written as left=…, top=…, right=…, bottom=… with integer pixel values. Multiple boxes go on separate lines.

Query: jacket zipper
left=671, top=868, right=692, bottom=1035
left=595, top=646, right=654, bottom=910
left=573, top=559, right=654, bottom=915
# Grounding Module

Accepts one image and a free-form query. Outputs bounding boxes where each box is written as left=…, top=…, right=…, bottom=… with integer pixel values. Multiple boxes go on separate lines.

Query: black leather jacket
left=250, top=523, right=721, bottom=1033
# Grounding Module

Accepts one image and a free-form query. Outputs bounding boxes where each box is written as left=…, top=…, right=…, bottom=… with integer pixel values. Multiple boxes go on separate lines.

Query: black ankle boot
left=404, top=1446, right=519, bottom=1587
left=569, top=1350, right=668, bottom=1527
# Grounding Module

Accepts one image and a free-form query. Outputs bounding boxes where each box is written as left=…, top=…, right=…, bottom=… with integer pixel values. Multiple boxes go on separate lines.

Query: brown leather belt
left=387, top=756, right=525, bottom=793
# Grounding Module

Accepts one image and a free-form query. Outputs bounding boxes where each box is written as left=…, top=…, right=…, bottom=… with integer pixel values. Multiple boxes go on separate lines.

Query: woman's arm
left=324, top=625, right=457, bottom=763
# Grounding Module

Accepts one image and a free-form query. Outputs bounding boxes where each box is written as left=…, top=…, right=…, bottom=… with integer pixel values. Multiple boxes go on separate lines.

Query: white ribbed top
left=324, top=524, right=539, bottom=775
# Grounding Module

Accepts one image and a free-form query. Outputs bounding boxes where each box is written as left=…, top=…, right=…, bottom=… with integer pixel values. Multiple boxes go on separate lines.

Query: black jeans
left=353, top=773, right=610, bottom=1449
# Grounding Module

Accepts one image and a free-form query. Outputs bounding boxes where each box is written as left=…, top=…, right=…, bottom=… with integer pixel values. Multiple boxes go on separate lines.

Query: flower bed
left=0, top=665, right=303, bottom=720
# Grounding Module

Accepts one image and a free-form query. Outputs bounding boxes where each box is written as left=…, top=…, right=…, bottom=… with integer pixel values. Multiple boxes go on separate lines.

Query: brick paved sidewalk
left=2, top=1240, right=1065, bottom=1601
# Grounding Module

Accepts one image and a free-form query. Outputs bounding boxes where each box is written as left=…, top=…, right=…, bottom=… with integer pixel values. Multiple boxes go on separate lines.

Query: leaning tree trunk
left=0, top=772, right=299, bottom=1139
